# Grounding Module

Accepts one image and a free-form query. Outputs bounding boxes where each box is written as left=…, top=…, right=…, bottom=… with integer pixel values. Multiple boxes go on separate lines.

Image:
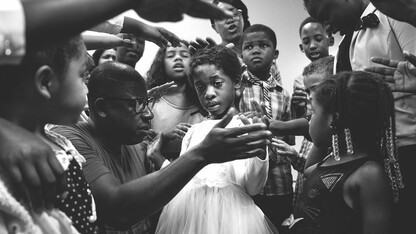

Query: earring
left=331, top=125, right=340, bottom=161
left=344, top=128, right=354, bottom=155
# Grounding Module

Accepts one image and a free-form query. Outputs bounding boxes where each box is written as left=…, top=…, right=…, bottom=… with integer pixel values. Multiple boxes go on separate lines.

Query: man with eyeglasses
left=52, top=61, right=272, bottom=233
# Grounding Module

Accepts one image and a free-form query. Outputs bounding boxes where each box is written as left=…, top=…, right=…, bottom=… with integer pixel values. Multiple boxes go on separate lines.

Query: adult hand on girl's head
left=196, top=107, right=271, bottom=164
left=0, top=119, right=65, bottom=213
left=140, top=25, right=183, bottom=48
left=365, top=54, right=416, bottom=93
left=189, top=37, right=217, bottom=55
left=135, top=0, right=233, bottom=23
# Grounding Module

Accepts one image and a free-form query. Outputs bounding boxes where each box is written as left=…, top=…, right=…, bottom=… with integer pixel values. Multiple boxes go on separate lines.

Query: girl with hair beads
left=289, top=71, right=403, bottom=234
left=155, top=46, right=278, bottom=234
left=146, top=42, right=205, bottom=161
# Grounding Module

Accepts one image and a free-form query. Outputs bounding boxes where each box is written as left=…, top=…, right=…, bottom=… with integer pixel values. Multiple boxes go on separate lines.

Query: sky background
left=118, top=0, right=341, bottom=93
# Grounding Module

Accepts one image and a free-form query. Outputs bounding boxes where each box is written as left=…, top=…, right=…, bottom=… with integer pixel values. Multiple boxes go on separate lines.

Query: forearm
left=97, top=147, right=207, bottom=228
left=22, top=0, right=135, bottom=51
left=81, top=31, right=124, bottom=50
left=269, top=118, right=309, bottom=137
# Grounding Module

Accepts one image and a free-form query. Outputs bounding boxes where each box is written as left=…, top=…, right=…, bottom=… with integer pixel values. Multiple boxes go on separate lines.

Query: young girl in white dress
left=155, top=46, right=278, bottom=234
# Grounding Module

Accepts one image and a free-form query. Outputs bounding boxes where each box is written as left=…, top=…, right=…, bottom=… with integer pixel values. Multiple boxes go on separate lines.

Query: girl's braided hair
left=314, top=71, right=404, bottom=202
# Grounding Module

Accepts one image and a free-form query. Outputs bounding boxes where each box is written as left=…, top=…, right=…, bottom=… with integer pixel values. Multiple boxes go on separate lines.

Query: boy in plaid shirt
left=239, top=24, right=294, bottom=232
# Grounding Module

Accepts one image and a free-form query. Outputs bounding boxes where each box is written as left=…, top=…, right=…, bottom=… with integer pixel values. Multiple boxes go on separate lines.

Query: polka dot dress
left=56, top=157, right=98, bottom=234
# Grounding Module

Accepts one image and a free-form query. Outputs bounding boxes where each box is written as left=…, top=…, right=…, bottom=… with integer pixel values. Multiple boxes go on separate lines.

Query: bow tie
left=356, top=12, right=379, bottom=31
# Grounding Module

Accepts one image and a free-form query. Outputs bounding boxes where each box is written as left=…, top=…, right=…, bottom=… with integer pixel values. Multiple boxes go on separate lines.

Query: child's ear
left=299, top=44, right=305, bottom=53
left=34, top=65, right=55, bottom=100
left=234, top=76, right=242, bottom=89
left=329, top=36, right=334, bottom=46
left=94, top=98, right=108, bottom=118
left=273, top=50, right=279, bottom=59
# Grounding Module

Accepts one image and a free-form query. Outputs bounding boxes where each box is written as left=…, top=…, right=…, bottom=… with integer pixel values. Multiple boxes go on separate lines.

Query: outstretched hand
left=196, top=107, right=271, bottom=164
left=141, top=25, right=183, bottom=48
left=135, top=0, right=233, bottom=23
left=291, top=88, right=308, bottom=117
left=163, top=123, right=193, bottom=141
left=0, top=119, right=65, bottom=213
left=146, top=133, right=168, bottom=170
left=189, top=37, right=218, bottom=55
left=365, top=53, right=416, bottom=93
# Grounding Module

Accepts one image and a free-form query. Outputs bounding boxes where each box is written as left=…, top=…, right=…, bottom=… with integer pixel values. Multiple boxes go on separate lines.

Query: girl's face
left=49, top=45, right=89, bottom=125
left=309, top=97, right=333, bottom=148
left=98, top=49, right=116, bottom=65
left=192, top=64, right=238, bottom=119
left=164, top=44, right=191, bottom=83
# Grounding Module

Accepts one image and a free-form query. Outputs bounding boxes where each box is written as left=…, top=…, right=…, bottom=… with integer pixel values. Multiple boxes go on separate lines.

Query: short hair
left=240, top=24, right=277, bottom=49
left=302, top=55, right=334, bottom=77
left=210, top=0, right=251, bottom=31
left=0, top=35, right=84, bottom=99
left=87, top=61, right=146, bottom=108
left=189, top=45, right=241, bottom=86
left=299, top=17, right=325, bottom=36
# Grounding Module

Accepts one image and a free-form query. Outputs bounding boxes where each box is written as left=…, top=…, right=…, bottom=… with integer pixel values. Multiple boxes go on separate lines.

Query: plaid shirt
left=239, top=69, right=294, bottom=196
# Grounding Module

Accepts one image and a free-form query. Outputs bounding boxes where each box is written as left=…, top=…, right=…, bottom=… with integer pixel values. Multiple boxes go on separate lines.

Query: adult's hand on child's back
left=0, top=119, right=65, bottom=213
left=196, top=108, right=271, bottom=164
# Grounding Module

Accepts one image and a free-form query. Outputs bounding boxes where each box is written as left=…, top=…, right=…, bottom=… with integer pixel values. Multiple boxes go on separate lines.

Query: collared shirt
left=0, top=0, right=25, bottom=65
left=239, top=69, right=294, bottom=196
left=349, top=3, right=416, bottom=147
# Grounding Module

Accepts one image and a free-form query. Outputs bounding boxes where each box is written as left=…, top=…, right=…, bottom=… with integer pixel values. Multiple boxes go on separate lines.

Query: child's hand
left=146, top=133, right=167, bottom=170
left=291, top=88, right=308, bottom=117
left=271, top=138, right=299, bottom=163
left=241, top=99, right=268, bottom=119
left=163, top=123, right=193, bottom=141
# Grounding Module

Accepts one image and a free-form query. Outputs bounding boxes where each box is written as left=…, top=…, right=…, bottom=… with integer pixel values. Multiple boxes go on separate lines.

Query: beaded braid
left=315, top=71, right=404, bottom=203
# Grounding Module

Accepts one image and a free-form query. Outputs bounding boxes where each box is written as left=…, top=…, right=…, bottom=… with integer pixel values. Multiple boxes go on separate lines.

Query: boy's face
left=212, top=2, right=244, bottom=44
left=192, top=64, right=237, bottom=119
left=306, top=0, right=364, bottom=35
left=300, top=22, right=331, bottom=61
left=164, top=43, right=191, bottom=83
left=51, top=44, right=89, bottom=125
left=242, top=31, right=278, bottom=77
left=304, top=73, right=326, bottom=99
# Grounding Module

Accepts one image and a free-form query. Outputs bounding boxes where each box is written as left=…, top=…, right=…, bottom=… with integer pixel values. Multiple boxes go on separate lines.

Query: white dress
left=156, top=116, right=278, bottom=234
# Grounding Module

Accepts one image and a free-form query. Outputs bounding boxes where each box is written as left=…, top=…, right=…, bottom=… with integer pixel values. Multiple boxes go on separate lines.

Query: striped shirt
left=239, top=69, right=294, bottom=196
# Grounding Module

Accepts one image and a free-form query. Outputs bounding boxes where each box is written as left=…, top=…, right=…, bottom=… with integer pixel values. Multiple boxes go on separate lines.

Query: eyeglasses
left=104, top=96, right=153, bottom=114
left=216, top=8, right=242, bottom=22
